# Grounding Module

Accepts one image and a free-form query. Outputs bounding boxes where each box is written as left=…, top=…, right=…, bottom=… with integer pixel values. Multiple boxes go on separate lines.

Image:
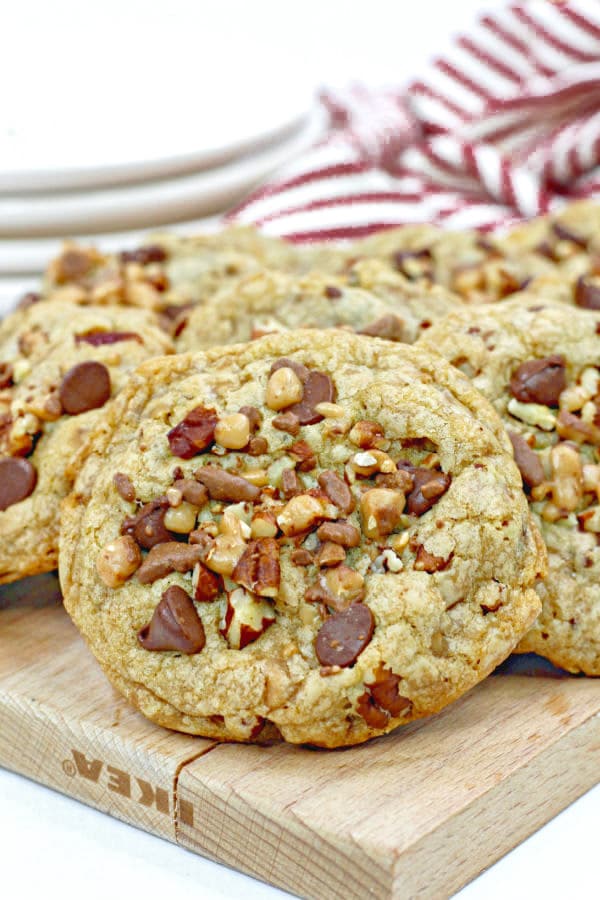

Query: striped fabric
left=228, top=0, right=600, bottom=239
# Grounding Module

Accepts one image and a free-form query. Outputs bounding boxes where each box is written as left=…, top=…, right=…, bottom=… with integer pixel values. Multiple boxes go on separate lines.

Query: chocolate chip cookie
left=419, top=297, right=600, bottom=674
left=60, top=330, right=543, bottom=747
left=176, top=264, right=461, bottom=352
left=0, top=300, right=172, bottom=583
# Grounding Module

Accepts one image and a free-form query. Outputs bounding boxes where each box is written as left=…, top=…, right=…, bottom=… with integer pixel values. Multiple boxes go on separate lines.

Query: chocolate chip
left=324, top=285, right=342, bottom=299
left=231, top=538, right=280, bottom=598
left=167, top=406, right=218, bottom=458
left=137, top=542, right=205, bottom=584
left=287, top=371, right=336, bottom=425
left=316, top=520, right=360, bottom=547
left=138, top=585, right=205, bottom=653
left=508, top=432, right=545, bottom=488
left=359, top=314, right=405, bottom=341
left=315, top=603, right=374, bottom=668
left=509, top=356, right=566, bottom=407
left=0, top=362, right=13, bottom=389
left=574, top=276, right=600, bottom=310
left=120, top=244, right=167, bottom=265
left=194, top=465, right=260, bottom=502
left=0, top=457, right=37, bottom=510
left=75, top=330, right=142, bottom=346
left=400, top=466, right=451, bottom=516
left=121, top=498, right=172, bottom=549
left=318, top=470, right=354, bottom=513
left=113, top=472, right=136, bottom=502
left=59, top=361, right=111, bottom=415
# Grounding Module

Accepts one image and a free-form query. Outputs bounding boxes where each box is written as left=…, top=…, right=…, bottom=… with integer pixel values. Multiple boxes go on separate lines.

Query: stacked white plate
left=0, top=2, right=323, bottom=315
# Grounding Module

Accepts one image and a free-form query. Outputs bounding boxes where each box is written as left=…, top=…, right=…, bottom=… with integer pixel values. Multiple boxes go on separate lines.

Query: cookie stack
left=2, top=200, right=599, bottom=747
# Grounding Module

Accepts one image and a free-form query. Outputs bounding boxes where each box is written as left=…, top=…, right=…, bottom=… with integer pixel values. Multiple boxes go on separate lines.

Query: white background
left=1, top=1, right=598, bottom=898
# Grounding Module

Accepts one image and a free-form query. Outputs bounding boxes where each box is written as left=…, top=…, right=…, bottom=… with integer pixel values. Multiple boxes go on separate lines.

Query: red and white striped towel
left=228, top=0, right=600, bottom=239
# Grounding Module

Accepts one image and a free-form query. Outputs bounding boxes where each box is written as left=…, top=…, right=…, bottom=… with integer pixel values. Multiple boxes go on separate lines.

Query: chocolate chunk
left=0, top=362, right=13, bottom=389
left=113, top=472, right=136, bottom=502
left=75, top=330, right=142, bottom=346
left=59, top=361, right=111, bottom=415
left=508, top=432, right=545, bottom=488
left=315, top=604, right=374, bottom=668
left=138, top=585, right=205, bottom=653
left=121, top=497, right=172, bottom=549
left=120, top=244, right=167, bottom=265
left=318, top=470, right=354, bottom=513
left=231, top=538, right=280, bottom=597
left=316, top=520, right=360, bottom=547
left=368, top=667, right=412, bottom=716
left=270, top=357, right=310, bottom=382
left=194, top=465, right=260, bottom=502
left=246, top=436, right=269, bottom=456
left=400, top=465, right=451, bottom=516
left=287, top=371, right=336, bottom=425
left=0, top=457, right=37, bottom=510
left=167, top=406, right=218, bottom=458
left=359, top=314, right=405, bottom=341
left=510, top=355, right=566, bottom=406
left=574, top=276, right=600, bottom=310
left=137, top=541, right=204, bottom=584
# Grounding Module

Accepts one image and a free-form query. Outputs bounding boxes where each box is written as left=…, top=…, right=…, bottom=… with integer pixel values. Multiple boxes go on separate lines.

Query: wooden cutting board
left=1, top=573, right=599, bottom=899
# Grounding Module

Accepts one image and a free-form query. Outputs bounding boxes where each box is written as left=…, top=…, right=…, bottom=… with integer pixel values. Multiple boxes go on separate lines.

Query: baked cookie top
left=419, top=296, right=600, bottom=674
left=60, top=331, right=543, bottom=747
left=176, top=264, right=460, bottom=352
left=0, top=300, right=173, bottom=583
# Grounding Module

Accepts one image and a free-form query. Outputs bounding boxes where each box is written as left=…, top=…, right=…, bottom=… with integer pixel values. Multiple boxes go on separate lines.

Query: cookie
left=0, top=301, right=173, bottom=583
left=60, top=330, right=543, bottom=747
left=418, top=296, right=600, bottom=674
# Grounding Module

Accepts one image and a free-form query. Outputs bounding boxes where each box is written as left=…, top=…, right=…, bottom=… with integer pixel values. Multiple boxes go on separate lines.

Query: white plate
left=0, top=106, right=324, bottom=239
left=1, top=5, right=318, bottom=193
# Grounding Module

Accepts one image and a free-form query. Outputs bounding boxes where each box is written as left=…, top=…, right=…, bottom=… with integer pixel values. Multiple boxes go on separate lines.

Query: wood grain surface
left=1, top=574, right=599, bottom=898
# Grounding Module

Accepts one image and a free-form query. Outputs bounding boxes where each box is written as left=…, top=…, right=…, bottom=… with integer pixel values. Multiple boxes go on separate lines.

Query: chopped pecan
left=360, top=488, right=405, bottom=539
left=231, top=538, right=280, bottom=598
left=113, top=472, right=136, bottom=502
left=349, top=420, right=387, bottom=449
left=272, top=411, right=301, bottom=435
left=509, top=356, right=566, bottom=407
left=315, top=542, right=346, bottom=568
left=281, top=468, right=301, bottom=498
left=413, top=545, right=452, bottom=573
left=288, top=439, right=316, bottom=471
left=246, top=436, right=269, bottom=456
left=356, top=692, right=389, bottom=729
left=399, top=464, right=451, bottom=515
left=167, top=406, right=218, bottom=459
left=137, top=542, right=204, bottom=584
left=357, top=665, right=412, bottom=726
left=556, top=409, right=600, bottom=444
left=316, top=520, right=360, bottom=547
left=318, top=470, right=355, bottom=513
left=324, top=565, right=365, bottom=608
left=173, top=478, right=208, bottom=507
left=194, top=465, right=260, bottom=502
left=291, top=548, right=314, bottom=566
left=220, top=587, right=276, bottom=650
left=277, top=493, right=333, bottom=536
left=191, top=562, right=223, bottom=602
left=0, top=363, right=13, bottom=389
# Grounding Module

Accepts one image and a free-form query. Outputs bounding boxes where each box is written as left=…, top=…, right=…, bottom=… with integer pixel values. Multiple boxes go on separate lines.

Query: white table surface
left=1, top=2, right=598, bottom=898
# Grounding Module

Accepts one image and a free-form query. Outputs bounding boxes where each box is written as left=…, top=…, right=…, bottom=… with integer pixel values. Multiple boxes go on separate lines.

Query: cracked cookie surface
left=419, top=297, right=600, bottom=674
left=0, top=300, right=172, bottom=583
left=60, top=330, right=543, bottom=747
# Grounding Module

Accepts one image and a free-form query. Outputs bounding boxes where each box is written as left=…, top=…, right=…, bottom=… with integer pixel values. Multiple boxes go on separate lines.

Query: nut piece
left=167, top=406, right=218, bottom=459
left=349, top=420, right=388, bottom=449
left=281, top=468, right=301, bottom=498
left=173, top=478, right=208, bottom=507
left=324, top=565, right=365, bottom=607
left=318, top=470, right=355, bottom=513
left=121, top=498, right=171, bottom=549
left=277, top=493, right=334, bottom=536
left=137, top=542, right=204, bottom=584
left=231, top=538, right=281, bottom=598
left=113, top=472, right=136, bottom=502
left=96, top=535, right=142, bottom=587
left=272, top=411, right=301, bottom=435
left=556, top=409, right=600, bottom=444
left=368, top=665, right=412, bottom=717
left=215, top=413, right=251, bottom=450
left=507, top=397, right=557, bottom=431
left=315, top=542, right=346, bottom=568
left=360, top=488, right=405, bottom=539
left=266, top=367, right=304, bottom=410
left=138, top=585, right=205, bottom=654
left=402, top=466, right=451, bottom=516
left=251, top=510, right=279, bottom=538
left=316, top=520, right=361, bottom=547
left=238, top=405, right=262, bottom=431
left=195, top=466, right=260, bottom=502
left=288, top=440, right=316, bottom=471
left=163, top=501, right=198, bottom=534
left=220, top=587, right=276, bottom=649
left=287, top=370, right=336, bottom=425
left=191, top=562, right=222, bottom=602
left=205, top=535, right=247, bottom=576
left=413, top=545, right=452, bottom=573
left=550, top=442, right=583, bottom=511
